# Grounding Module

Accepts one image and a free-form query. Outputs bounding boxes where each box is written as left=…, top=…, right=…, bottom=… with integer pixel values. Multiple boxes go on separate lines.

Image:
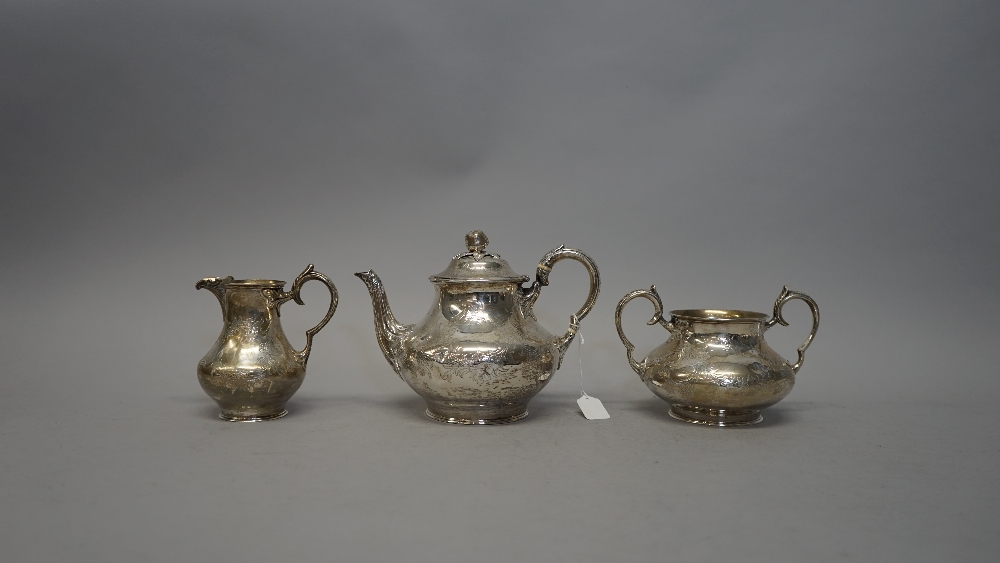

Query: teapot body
left=355, top=231, right=601, bottom=424
left=398, top=281, right=561, bottom=424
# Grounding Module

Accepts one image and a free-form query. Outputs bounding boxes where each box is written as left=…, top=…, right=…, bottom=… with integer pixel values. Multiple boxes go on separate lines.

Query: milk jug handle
left=280, top=264, right=339, bottom=365
left=614, top=286, right=666, bottom=378
left=764, top=286, right=819, bottom=374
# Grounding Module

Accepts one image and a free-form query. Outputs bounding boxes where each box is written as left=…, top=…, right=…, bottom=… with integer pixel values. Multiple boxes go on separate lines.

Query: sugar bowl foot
left=668, top=405, right=763, bottom=427
left=219, top=409, right=289, bottom=422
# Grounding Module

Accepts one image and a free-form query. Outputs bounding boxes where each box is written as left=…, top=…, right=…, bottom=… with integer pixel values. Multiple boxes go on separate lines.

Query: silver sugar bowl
left=615, top=285, right=819, bottom=426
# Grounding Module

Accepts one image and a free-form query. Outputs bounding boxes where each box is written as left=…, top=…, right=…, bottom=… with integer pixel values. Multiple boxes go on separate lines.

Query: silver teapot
left=615, top=285, right=819, bottom=426
left=356, top=230, right=600, bottom=424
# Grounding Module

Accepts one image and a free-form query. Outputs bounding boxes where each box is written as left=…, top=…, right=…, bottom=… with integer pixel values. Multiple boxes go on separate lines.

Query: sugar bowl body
left=615, top=286, right=819, bottom=426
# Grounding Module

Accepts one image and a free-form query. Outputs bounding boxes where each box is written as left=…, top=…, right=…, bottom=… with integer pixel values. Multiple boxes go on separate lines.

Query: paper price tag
left=572, top=333, right=609, bottom=420
left=577, top=394, right=610, bottom=420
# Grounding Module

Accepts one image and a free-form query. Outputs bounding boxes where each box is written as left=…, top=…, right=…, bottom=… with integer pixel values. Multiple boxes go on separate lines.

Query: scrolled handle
left=526, top=246, right=600, bottom=357
left=764, top=286, right=819, bottom=374
left=614, top=286, right=665, bottom=378
left=536, top=246, right=600, bottom=320
left=284, top=264, right=339, bottom=364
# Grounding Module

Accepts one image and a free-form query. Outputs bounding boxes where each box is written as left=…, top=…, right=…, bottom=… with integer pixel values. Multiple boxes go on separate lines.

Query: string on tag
left=575, top=331, right=610, bottom=420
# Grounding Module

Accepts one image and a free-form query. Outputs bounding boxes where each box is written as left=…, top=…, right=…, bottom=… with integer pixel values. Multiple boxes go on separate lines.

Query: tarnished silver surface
left=196, top=264, right=339, bottom=421
left=356, top=230, right=600, bottom=424
left=615, top=285, right=819, bottom=426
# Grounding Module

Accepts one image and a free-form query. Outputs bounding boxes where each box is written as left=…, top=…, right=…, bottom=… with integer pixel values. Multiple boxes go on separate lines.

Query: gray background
left=2, top=1, right=998, bottom=561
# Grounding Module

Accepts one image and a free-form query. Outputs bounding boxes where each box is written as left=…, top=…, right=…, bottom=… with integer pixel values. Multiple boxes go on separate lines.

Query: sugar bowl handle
left=614, top=286, right=666, bottom=378
left=764, top=286, right=819, bottom=373
left=280, top=264, right=339, bottom=364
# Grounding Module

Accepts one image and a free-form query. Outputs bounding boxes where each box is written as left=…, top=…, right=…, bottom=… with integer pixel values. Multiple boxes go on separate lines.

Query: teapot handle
left=764, top=286, right=819, bottom=374
left=527, top=246, right=600, bottom=356
left=614, top=286, right=666, bottom=378
left=276, top=264, right=339, bottom=365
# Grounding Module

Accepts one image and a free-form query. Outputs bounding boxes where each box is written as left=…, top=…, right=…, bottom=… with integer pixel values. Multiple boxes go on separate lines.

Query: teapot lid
left=429, top=231, right=529, bottom=284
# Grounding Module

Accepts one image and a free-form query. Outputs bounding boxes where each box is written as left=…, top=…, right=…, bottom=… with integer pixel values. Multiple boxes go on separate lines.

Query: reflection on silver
left=196, top=265, right=338, bottom=421
left=356, top=230, right=600, bottom=424
left=615, top=286, right=819, bottom=426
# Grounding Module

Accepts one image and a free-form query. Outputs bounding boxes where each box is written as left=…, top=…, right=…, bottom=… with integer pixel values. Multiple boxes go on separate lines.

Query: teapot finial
left=465, top=230, right=489, bottom=254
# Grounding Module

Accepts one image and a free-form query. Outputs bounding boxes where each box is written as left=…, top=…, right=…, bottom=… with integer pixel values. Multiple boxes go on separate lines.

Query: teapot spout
left=354, top=270, right=413, bottom=376
left=196, top=276, right=234, bottom=318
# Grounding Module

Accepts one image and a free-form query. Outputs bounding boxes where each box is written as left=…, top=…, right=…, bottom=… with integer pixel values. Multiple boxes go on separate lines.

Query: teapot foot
left=425, top=407, right=529, bottom=425
left=219, top=409, right=288, bottom=422
left=669, top=405, right=762, bottom=427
